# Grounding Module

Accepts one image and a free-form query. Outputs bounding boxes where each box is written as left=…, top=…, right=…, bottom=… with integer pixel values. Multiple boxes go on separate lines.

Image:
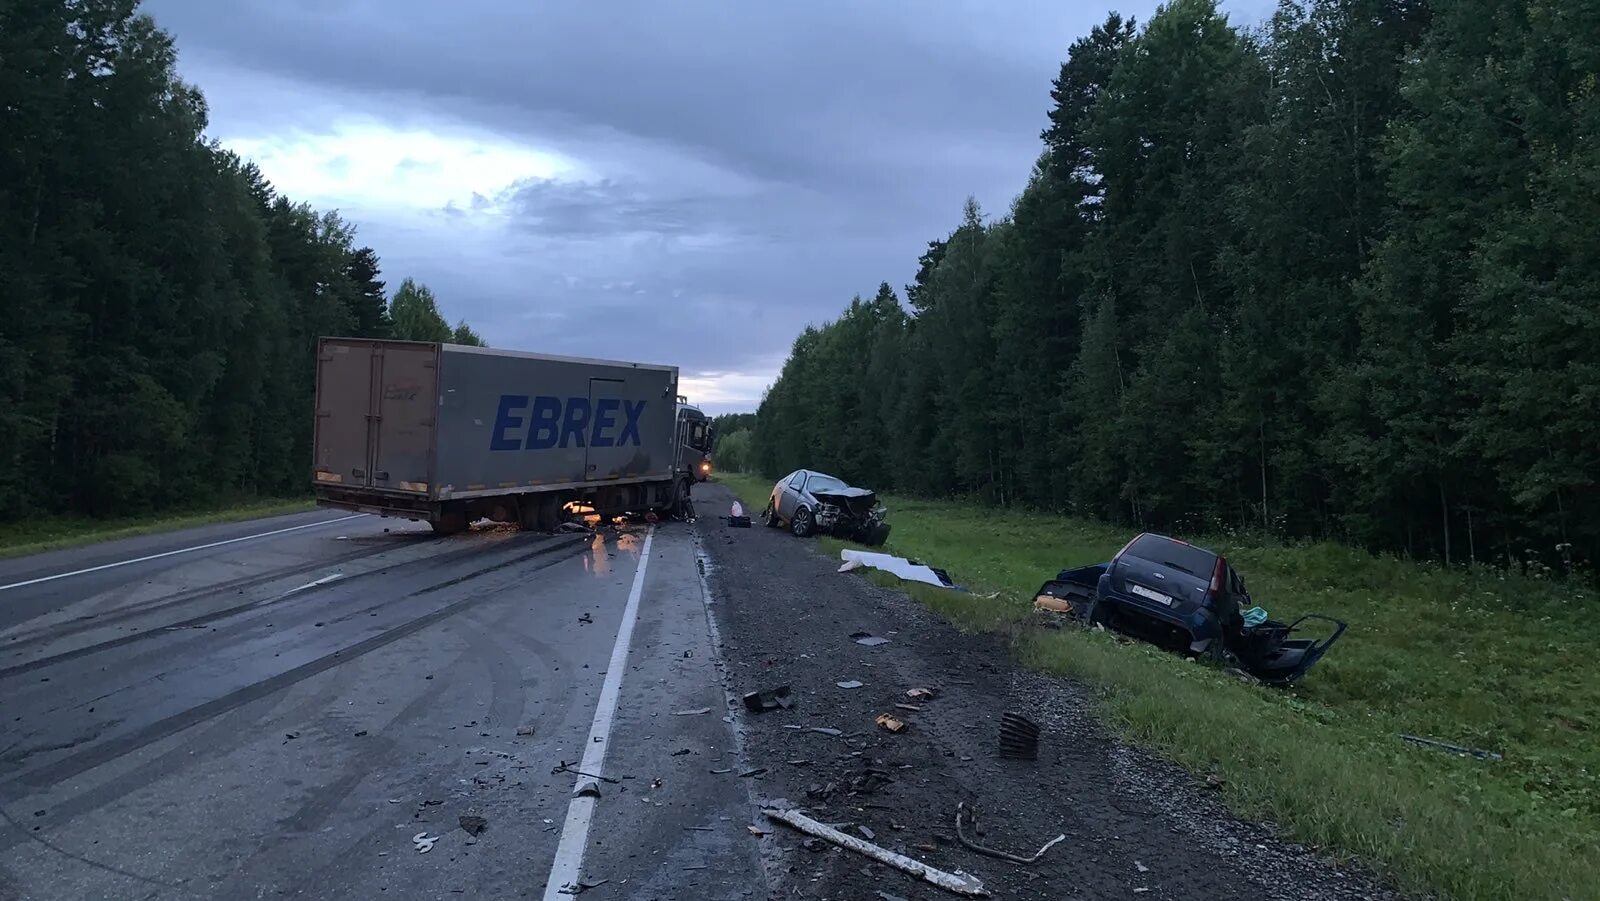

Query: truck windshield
left=1123, top=534, right=1216, bottom=577
left=807, top=474, right=848, bottom=493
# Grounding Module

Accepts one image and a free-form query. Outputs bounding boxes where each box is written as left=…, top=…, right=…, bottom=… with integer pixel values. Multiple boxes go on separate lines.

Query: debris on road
left=743, top=686, right=794, bottom=712
left=808, top=727, right=844, bottom=737
left=895, top=704, right=924, bottom=713
left=726, top=502, right=752, bottom=528
left=556, top=521, right=593, bottom=534
left=412, top=832, right=438, bottom=853
left=875, top=714, right=907, bottom=734
left=458, top=814, right=488, bottom=837
left=674, top=707, right=713, bottom=716
left=739, top=767, right=769, bottom=778
left=578, top=612, right=593, bottom=624
left=517, top=724, right=537, bottom=736
left=906, top=687, right=938, bottom=702
left=1400, top=734, right=1503, bottom=761
left=748, top=824, right=770, bottom=837
left=574, top=780, right=602, bottom=798
left=671, top=748, right=692, bottom=756
left=998, top=712, right=1040, bottom=760
left=557, top=877, right=610, bottom=895
left=839, top=549, right=954, bottom=588
left=1135, top=860, right=1150, bottom=873
left=763, top=807, right=988, bottom=897
left=837, top=680, right=864, bottom=689
left=283, top=731, right=299, bottom=742
left=709, top=767, right=733, bottom=774
left=553, top=761, right=622, bottom=784
left=955, top=802, right=1064, bottom=865
left=853, top=634, right=891, bottom=647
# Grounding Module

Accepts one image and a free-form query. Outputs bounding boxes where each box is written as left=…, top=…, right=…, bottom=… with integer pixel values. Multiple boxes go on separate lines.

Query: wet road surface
left=0, top=511, right=762, bottom=900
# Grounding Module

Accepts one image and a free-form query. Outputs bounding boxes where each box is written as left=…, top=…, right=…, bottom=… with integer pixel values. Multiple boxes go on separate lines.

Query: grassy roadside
left=0, top=498, right=317, bottom=560
left=715, top=473, right=1597, bottom=901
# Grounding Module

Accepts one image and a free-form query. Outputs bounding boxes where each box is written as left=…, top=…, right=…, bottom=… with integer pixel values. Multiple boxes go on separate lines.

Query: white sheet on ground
left=838, top=549, right=947, bottom=587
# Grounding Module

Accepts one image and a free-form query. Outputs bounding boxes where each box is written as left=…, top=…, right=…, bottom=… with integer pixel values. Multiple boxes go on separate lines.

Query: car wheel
left=790, top=506, right=814, bottom=538
left=764, top=500, right=781, bottom=528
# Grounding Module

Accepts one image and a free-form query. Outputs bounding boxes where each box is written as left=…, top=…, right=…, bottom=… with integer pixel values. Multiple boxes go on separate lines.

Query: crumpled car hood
left=811, top=486, right=875, bottom=499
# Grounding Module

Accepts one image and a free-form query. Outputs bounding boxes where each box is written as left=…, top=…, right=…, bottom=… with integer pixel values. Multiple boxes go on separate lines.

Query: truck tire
left=790, top=506, right=814, bottom=538
left=432, top=511, right=468, bottom=536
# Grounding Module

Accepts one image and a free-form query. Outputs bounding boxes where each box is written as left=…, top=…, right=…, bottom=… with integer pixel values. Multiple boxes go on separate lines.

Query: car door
left=777, top=471, right=807, bottom=519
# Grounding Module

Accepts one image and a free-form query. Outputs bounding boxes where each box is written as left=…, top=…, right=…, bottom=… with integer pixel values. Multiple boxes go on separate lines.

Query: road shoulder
left=694, top=482, right=1395, bottom=901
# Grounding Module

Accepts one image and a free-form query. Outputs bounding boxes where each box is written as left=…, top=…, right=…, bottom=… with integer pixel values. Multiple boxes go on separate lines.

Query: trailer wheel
left=432, top=511, right=468, bottom=536
left=790, top=506, right=814, bottom=538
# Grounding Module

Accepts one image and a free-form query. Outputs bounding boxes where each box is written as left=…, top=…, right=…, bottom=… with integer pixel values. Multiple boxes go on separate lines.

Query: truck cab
left=675, top=401, right=715, bottom=482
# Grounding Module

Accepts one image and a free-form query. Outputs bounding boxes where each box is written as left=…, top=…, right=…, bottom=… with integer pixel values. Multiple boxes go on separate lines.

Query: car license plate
left=1129, top=584, right=1173, bottom=605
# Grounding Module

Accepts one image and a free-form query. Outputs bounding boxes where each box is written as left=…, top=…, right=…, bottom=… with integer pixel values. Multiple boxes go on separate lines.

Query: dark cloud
left=141, top=0, right=1274, bottom=408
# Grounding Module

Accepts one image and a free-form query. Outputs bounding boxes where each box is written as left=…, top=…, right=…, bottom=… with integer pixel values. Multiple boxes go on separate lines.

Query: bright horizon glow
left=224, top=120, right=579, bottom=215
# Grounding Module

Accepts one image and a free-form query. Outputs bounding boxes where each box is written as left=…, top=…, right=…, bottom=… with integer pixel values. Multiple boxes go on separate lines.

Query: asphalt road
left=0, top=509, right=762, bottom=900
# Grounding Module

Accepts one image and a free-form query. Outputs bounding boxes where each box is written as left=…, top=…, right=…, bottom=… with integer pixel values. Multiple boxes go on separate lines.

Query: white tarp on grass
left=838, top=549, right=950, bottom=587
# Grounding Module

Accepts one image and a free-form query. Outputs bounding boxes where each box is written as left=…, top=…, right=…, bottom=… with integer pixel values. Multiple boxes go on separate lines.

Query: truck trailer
left=311, top=337, right=707, bottom=533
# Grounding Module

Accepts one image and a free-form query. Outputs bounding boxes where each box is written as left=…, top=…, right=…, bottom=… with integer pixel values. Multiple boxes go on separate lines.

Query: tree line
left=0, top=0, right=482, bottom=522
left=754, top=0, right=1598, bottom=573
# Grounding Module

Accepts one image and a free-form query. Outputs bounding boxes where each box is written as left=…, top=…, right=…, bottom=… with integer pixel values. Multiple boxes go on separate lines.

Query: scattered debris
left=856, top=825, right=876, bottom=840
left=1032, top=593, right=1075, bottom=614
left=998, top=712, right=1040, bottom=760
left=743, top=686, right=794, bottom=712
left=763, top=807, right=987, bottom=897
left=552, top=761, right=621, bottom=784
left=748, top=824, right=770, bottom=837
left=674, top=707, right=713, bottom=716
left=578, top=612, right=593, bottom=624
left=738, top=767, right=769, bottom=778
left=1400, top=734, right=1503, bottom=761
left=955, top=802, right=1065, bottom=865
left=283, top=731, right=299, bottom=742
left=802, top=837, right=827, bottom=853
left=895, top=704, right=924, bottom=713
left=556, top=521, right=592, bottom=534
left=574, top=780, right=602, bottom=798
left=517, top=724, right=537, bottom=736
left=413, top=832, right=438, bottom=853
left=876, top=893, right=910, bottom=901
left=875, top=714, right=907, bottom=734
left=849, top=770, right=894, bottom=794
left=836, top=680, right=864, bottom=690
left=854, top=635, right=891, bottom=648
left=684, top=825, right=714, bottom=832
left=838, top=549, right=955, bottom=588
left=353, top=730, right=368, bottom=737
left=458, top=815, right=488, bottom=837
left=906, top=687, right=939, bottom=702
left=808, top=727, right=844, bottom=737
left=1135, top=860, right=1149, bottom=873
left=671, top=748, right=692, bottom=757
left=557, top=877, right=610, bottom=895
left=726, top=501, right=752, bottom=529
left=709, top=767, right=733, bottom=774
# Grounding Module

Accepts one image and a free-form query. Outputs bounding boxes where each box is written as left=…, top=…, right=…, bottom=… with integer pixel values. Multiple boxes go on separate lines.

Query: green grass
left=0, top=497, right=317, bottom=559
left=715, top=473, right=1598, bottom=900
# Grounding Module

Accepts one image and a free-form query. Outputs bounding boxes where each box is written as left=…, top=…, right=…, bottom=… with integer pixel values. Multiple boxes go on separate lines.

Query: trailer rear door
left=313, top=340, right=378, bottom=488
left=314, top=339, right=438, bottom=494
left=371, top=343, right=438, bottom=493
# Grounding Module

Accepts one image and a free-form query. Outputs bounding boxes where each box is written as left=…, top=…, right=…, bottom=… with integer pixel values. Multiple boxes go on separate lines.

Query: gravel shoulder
left=693, top=481, right=1398, bottom=901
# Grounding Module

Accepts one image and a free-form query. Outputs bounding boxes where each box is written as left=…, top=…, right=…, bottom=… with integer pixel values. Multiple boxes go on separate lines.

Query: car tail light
left=1206, top=557, right=1227, bottom=605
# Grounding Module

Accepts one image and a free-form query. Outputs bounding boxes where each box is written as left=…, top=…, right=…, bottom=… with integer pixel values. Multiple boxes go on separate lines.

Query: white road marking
left=0, top=515, right=366, bottom=593
left=542, top=526, right=655, bottom=900
left=284, top=573, right=344, bottom=595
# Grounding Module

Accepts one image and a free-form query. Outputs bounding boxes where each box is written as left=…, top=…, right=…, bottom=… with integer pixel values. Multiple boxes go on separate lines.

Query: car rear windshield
left=1122, top=534, right=1217, bottom=577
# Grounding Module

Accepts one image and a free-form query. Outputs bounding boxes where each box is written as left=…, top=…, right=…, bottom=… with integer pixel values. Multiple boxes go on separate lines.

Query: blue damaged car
left=1033, top=532, right=1345, bottom=684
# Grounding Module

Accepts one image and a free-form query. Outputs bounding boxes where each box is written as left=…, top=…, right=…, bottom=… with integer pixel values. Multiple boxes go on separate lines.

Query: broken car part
left=875, top=714, right=907, bottom=734
left=763, top=807, right=987, bottom=896
left=955, top=802, right=1065, bottom=864
left=743, top=685, right=794, bottom=712
left=998, top=712, right=1040, bottom=760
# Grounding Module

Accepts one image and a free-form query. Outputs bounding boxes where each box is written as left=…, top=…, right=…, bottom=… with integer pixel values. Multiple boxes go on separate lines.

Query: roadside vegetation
left=1, top=2, right=483, bottom=528
left=0, top=498, right=315, bottom=560
left=719, top=473, right=1597, bottom=901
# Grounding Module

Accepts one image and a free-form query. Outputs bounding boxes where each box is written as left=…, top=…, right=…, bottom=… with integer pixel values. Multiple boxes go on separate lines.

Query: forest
left=0, top=1, right=481, bottom=523
left=754, top=0, right=1599, bottom=572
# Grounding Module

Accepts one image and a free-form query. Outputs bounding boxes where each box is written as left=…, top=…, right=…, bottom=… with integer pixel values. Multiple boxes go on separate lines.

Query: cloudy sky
left=144, top=0, right=1272, bottom=414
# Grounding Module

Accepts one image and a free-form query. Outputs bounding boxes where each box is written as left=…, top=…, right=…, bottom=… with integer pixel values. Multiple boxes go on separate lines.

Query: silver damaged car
left=763, top=469, right=891, bottom=546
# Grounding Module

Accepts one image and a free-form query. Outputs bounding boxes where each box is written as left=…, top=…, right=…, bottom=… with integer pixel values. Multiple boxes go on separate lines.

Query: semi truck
left=310, top=337, right=713, bottom=533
